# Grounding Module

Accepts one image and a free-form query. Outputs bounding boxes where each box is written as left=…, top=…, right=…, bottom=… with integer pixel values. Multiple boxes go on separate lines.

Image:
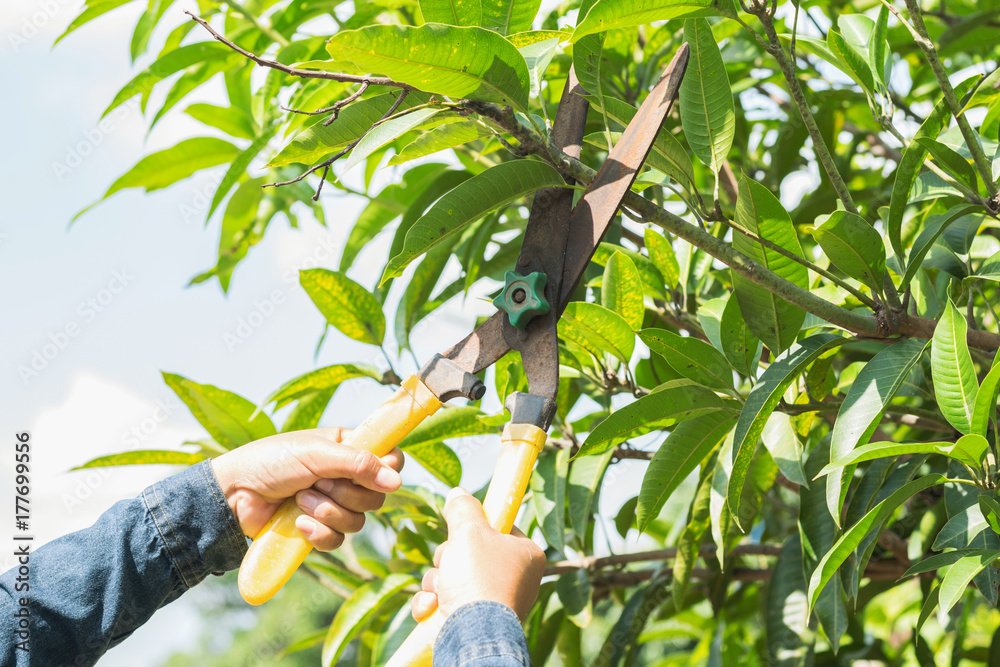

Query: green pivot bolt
left=493, top=271, right=550, bottom=329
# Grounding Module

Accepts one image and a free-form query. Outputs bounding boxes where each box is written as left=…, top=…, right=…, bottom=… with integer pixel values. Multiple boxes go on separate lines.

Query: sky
left=0, top=0, right=660, bottom=663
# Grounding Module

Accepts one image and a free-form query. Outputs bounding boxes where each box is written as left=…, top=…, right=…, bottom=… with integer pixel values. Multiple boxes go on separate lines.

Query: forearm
left=433, top=601, right=531, bottom=667
left=0, top=460, right=247, bottom=666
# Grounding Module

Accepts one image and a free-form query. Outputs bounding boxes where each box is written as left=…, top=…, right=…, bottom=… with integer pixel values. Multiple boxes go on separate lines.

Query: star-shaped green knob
left=493, top=271, right=550, bottom=330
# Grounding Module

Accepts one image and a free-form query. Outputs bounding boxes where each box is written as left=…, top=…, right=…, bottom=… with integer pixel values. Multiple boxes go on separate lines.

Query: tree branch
left=185, top=12, right=416, bottom=91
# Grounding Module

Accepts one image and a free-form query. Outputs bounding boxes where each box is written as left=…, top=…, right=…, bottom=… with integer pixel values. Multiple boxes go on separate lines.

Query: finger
left=296, top=490, right=366, bottom=534
left=311, top=426, right=350, bottom=443
left=421, top=568, right=439, bottom=594
left=443, top=487, right=488, bottom=535
left=313, top=478, right=386, bottom=513
left=382, top=446, right=405, bottom=473
left=411, top=591, right=438, bottom=622
left=304, top=444, right=402, bottom=493
left=433, top=542, right=447, bottom=568
left=510, top=526, right=528, bottom=539
left=294, top=515, right=345, bottom=551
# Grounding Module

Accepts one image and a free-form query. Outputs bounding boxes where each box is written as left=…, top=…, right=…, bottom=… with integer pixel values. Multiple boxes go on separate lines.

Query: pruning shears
left=238, top=44, right=690, bottom=666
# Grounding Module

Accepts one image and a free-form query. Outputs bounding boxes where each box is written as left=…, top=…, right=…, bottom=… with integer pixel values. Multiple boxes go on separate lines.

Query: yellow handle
left=237, top=375, right=442, bottom=605
left=385, top=423, right=548, bottom=667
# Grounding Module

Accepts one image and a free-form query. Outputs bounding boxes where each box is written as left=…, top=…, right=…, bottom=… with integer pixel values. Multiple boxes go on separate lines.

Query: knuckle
left=352, top=451, right=380, bottom=481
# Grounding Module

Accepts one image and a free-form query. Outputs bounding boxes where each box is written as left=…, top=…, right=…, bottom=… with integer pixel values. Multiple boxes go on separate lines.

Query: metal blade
left=502, top=68, right=590, bottom=400
left=442, top=68, right=591, bottom=392
left=559, top=44, right=689, bottom=311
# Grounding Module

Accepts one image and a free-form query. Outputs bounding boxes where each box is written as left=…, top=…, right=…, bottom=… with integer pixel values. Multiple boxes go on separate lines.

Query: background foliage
left=66, top=0, right=1000, bottom=663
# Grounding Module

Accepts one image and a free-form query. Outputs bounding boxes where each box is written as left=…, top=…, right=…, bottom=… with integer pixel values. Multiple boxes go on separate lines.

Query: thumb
left=308, top=444, right=402, bottom=493
left=443, top=487, right=488, bottom=534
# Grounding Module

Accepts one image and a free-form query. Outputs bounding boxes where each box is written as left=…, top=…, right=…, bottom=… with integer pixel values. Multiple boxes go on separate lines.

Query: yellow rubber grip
left=385, top=423, right=548, bottom=667
left=237, top=375, right=442, bottom=606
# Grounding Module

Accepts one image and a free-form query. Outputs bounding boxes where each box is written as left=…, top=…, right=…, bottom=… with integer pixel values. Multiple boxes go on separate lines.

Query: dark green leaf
left=809, top=211, right=886, bottom=294
left=638, top=328, right=733, bottom=391
left=678, top=18, right=735, bottom=175
left=530, top=447, right=569, bottom=551
left=932, top=300, right=979, bottom=434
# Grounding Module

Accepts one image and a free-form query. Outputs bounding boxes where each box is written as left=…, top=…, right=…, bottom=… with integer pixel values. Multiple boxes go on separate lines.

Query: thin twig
left=281, top=81, right=371, bottom=125
left=185, top=12, right=415, bottom=91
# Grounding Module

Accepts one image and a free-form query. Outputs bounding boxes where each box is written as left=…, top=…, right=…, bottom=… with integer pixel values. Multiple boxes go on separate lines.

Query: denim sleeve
left=433, top=601, right=531, bottom=667
left=0, top=460, right=247, bottom=667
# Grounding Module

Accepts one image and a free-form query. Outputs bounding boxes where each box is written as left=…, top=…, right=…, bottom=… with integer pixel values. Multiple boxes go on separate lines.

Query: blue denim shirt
left=0, top=461, right=530, bottom=667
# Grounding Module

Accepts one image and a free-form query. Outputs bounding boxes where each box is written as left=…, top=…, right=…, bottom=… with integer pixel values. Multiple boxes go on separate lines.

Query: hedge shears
left=238, top=44, right=690, bottom=666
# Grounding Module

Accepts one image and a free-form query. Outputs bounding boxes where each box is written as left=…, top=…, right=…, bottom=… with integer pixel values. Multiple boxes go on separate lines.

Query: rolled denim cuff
left=142, top=459, right=248, bottom=587
left=434, top=601, right=531, bottom=666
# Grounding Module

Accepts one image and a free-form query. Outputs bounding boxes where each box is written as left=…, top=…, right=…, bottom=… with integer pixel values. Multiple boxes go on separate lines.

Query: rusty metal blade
left=559, top=44, right=689, bottom=310
left=442, top=68, right=591, bottom=382
left=504, top=67, right=590, bottom=400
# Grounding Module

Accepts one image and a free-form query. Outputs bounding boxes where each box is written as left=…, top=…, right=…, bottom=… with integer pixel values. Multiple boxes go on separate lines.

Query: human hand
left=410, top=487, right=546, bottom=622
left=210, top=427, right=404, bottom=551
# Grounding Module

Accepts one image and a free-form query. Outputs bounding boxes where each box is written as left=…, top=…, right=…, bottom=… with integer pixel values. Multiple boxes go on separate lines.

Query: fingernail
left=299, top=491, right=319, bottom=512
left=374, top=466, right=401, bottom=491
left=298, top=519, right=314, bottom=537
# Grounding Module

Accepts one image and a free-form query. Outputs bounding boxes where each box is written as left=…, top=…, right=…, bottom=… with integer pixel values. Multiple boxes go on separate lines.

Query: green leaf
left=519, top=37, right=560, bottom=97
left=973, top=361, right=1000, bottom=437
left=887, top=75, right=980, bottom=258
left=934, top=502, right=989, bottom=551
left=638, top=328, right=733, bottom=391
left=74, top=137, right=239, bottom=222
left=556, top=569, right=592, bottom=627
left=821, top=439, right=983, bottom=475
left=567, top=449, right=614, bottom=538
left=268, top=91, right=431, bottom=168
left=678, top=19, right=735, bottom=175
left=163, top=372, right=277, bottom=449
left=54, top=0, right=132, bottom=46
left=388, top=120, right=492, bottom=166
left=531, top=447, right=569, bottom=551
left=102, top=42, right=235, bottom=116
left=281, top=388, right=336, bottom=433
left=395, top=243, right=453, bottom=353
left=806, top=474, right=949, bottom=611
left=591, top=577, right=670, bottom=667
left=602, top=252, right=645, bottom=330
left=827, top=29, right=875, bottom=96
left=645, top=228, right=681, bottom=289
left=341, top=107, right=443, bottom=175
left=731, top=176, right=809, bottom=354
left=579, top=381, right=733, bottom=456
left=591, top=243, right=667, bottom=301
left=809, top=211, right=886, bottom=294
left=719, top=294, right=760, bottom=378
left=398, top=406, right=496, bottom=450
left=729, top=334, right=845, bottom=525
left=918, top=137, right=979, bottom=191
left=980, top=495, right=1000, bottom=535
left=899, top=204, right=980, bottom=291
left=765, top=534, right=814, bottom=666
left=480, top=0, right=543, bottom=35
left=938, top=551, right=1000, bottom=621
left=207, top=124, right=280, bottom=222
left=761, top=413, right=808, bottom=487
left=932, top=300, right=979, bottom=434
left=327, top=25, right=530, bottom=111
left=826, top=338, right=929, bottom=525
left=265, top=363, right=382, bottom=410
left=869, top=4, right=889, bottom=87
left=637, top=411, right=736, bottom=533
left=300, top=269, right=386, bottom=346
left=673, top=459, right=714, bottom=604
left=73, top=450, right=206, bottom=469
left=406, top=441, right=463, bottom=486
left=575, top=32, right=607, bottom=134
left=381, top=160, right=565, bottom=283
left=322, top=574, right=417, bottom=666
left=572, top=0, right=728, bottom=42
left=419, top=0, right=482, bottom=25
left=185, top=103, right=256, bottom=141
left=560, top=301, right=636, bottom=364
